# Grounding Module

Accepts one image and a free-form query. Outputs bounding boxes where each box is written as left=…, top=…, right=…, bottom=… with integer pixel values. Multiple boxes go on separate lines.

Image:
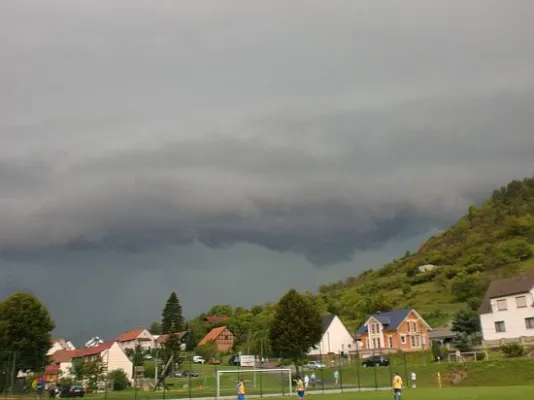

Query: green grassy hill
left=185, top=177, right=534, bottom=353
left=316, top=177, right=534, bottom=329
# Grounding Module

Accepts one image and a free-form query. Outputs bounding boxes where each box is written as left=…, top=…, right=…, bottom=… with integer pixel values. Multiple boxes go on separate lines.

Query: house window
left=422, top=335, right=426, bottom=345
left=526, top=318, right=534, bottom=330
left=516, top=296, right=527, bottom=308
left=410, top=336, right=416, bottom=348
left=400, top=335, right=406, bottom=344
left=496, top=299, right=508, bottom=311
left=388, top=336, right=393, bottom=348
left=371, top=324, right=375, bottom=334
left=407, top=323, right=411, bottom=332
left=495, top=321, right=506, bottom=332
left=413, top=322, right=417, bottom=332
left=377, top=338, right=381, bottom=348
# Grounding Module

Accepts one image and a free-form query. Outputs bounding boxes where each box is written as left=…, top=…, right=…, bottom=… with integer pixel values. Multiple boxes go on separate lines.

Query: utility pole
left=154, top=345, right=158, bottom=387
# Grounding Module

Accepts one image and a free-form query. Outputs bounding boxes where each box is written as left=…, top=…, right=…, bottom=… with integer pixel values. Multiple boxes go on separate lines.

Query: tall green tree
left=269, top=288, right=322, bottom=373
left=161, top=292, right=184, bottom=334
left=0, top=292, right=55, bottom=372
left=149, top=321, right=162, bottom=335
left=452, top=309, right=481, bottom=336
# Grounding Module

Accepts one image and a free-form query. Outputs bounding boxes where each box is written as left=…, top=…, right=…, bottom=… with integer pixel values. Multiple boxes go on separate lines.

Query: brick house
left=356, top=309, right=432, bottom=352
left=198, top=326, right=235, bottom=353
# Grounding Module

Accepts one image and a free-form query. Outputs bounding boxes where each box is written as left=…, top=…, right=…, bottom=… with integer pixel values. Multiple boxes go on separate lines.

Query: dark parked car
left=170, top=370, right=183, bottom=377
left=228, top=355, right=240, bottom=366
left=58, top=385, right=85, bottom=398
left=181, top=370, right=199, bottom=377
left=361, top=355, right=389, bottom=368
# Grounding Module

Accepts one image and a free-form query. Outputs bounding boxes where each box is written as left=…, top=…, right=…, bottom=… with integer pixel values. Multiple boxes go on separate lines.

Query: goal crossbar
left=216, top=368, right=292, bottom=399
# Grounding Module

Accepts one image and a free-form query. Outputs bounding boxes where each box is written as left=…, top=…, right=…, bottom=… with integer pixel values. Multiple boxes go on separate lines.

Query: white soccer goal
left=216, top=368, right=292, bottom=399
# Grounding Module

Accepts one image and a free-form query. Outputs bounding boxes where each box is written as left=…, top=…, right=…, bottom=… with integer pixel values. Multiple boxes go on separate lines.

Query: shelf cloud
left=1, top=0, right=534, bottom=340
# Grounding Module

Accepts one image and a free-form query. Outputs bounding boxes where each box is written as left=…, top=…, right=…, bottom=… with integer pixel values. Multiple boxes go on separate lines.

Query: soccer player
left=236, top=379, right=245, bottom=400
left=392, top=372, right=403, bottom=400
left=296, top=376, right=305, bottom=400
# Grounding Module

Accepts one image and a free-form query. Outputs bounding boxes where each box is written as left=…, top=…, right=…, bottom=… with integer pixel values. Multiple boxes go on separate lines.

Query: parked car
left=192, top=355, right=205, bottom=364
left=306, top=361, right=326, bottom=369
left=361, top=355, right=390, bottom=368
left=58, top=385, right=85, bottom=398
left=181, top=370, right=199, bottom=377
left=228, top=355, right=240, bottom=366
left=170, top=370, right=183, bottom=378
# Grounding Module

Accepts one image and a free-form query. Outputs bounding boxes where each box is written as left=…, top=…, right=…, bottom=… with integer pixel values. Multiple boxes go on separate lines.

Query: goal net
left=216, top=368, right=292, bottom=399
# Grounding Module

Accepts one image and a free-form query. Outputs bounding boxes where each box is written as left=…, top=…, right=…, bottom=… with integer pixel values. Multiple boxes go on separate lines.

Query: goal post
left=216, top=368, right=292, bottom=399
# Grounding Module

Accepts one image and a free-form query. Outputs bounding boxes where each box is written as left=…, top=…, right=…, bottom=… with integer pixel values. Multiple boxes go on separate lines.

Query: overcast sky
left=1, top=0, right=534, bottom=344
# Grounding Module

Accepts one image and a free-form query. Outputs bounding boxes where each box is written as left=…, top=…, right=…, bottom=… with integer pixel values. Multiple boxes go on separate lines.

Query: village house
left=308, top=315, right=357, bottom=357
left=154, top=331, right=188, bottom=351
left=478, top=275, right=534, bottom=346
left=47, top=342, right=133, bottom=383
left=356, top=308, right=432, bottom=352
left=115, top=328, right=155, bottom=351
left=47, top=338, right=76, bottom=356
left=198, top=326, right=235, bottom=353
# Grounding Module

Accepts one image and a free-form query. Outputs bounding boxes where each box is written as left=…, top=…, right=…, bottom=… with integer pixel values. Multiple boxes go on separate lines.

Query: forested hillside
left=184, top=177, right=534, bottom=356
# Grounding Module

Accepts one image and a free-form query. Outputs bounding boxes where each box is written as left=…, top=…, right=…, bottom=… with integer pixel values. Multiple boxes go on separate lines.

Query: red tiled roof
left=51, top=349, right=76, bottom=363
left=155, top=331, right=187, bottom=344
left=204, top=316, right=229, bottom=323
left=74, top=342, right=114, bottom=358
left=198, top=326, right=228, bottom=346
left=116, top=328, right=148, bottom=342
left=45, top=365, right=60, bottom=375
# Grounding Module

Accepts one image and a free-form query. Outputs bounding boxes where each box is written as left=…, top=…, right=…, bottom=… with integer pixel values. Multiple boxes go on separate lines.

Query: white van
left=192, top=355, right=206, bottom=364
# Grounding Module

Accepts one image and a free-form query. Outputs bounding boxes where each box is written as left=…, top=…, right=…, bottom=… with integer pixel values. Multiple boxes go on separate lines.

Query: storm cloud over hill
left=1, top=0, right=534, bottom=341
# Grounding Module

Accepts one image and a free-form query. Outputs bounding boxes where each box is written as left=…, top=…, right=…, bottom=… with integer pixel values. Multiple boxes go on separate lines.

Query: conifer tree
left=161, top=292, right=184, bottom=334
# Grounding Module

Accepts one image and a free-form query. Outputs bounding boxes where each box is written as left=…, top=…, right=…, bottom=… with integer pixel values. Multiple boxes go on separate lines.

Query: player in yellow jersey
left=296, top=376, right=305, bottom=400
left=392, top=372, right=403, bottom=400
left=236, top=378, right=245, bottom=400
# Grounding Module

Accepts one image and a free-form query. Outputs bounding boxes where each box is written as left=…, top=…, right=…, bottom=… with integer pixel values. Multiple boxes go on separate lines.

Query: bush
left=500, top=343, right=526, bottom=358
left=108, top=369, right=130, bottom=391
left=194, top=341, right=219, bottom=361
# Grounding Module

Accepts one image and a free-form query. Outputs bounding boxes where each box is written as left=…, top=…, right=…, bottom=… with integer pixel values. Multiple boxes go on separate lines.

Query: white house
left=479, top=275, right=534, bottom=346
left=308, top=315, right=356, bottom=356
left=116, top=328, right=155, bottom=351
left=52, top=342, right=133, bottom=382
left=47, top=338, right=76, bottom=356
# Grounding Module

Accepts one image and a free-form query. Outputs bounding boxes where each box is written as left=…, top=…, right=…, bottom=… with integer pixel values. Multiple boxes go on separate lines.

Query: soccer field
left=75, top=385, right=532, bottom=400
left=294, top=386, right=531, bottom=400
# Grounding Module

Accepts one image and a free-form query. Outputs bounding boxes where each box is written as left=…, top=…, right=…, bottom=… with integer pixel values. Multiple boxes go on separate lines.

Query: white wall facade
left=480, top=288, right=534, bottom=342
left=364, top=317, right=385, bottom=349
left=59, top=361, right=73, bottom=378
left=119, top=329, right=155, bottom=351
left=308, top=316, right=356, bottom=355
left=47, top=340, right=75, bottom=356
left=103, top=343, right=134, bottom=381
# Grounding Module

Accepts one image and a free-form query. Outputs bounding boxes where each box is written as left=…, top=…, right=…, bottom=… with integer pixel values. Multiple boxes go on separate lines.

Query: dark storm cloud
left=1, top=0, right=534, bottom=340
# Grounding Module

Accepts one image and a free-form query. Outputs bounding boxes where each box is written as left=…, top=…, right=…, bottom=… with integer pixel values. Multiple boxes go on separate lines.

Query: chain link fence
left=0, top=349, right=448, bottom=399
